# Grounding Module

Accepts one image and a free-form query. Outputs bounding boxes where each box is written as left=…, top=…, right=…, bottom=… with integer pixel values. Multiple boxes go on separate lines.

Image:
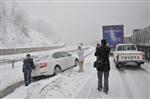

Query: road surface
left=75, top=56, right=150, bottom=99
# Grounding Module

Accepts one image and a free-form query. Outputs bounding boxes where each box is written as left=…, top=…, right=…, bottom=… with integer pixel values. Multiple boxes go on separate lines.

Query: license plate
left=121, top=56, right=140, bottom=60
left=126, top=62, right=137, bottom=65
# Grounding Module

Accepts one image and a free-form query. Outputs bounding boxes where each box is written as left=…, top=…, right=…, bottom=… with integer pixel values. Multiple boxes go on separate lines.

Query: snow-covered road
left=3, top=48, right=150, bottom=99
left=75, top=57, right=150, bottom=99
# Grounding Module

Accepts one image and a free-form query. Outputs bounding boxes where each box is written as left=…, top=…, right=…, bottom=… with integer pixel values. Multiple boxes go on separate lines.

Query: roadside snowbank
left=0, top=46, right=93, bottom=91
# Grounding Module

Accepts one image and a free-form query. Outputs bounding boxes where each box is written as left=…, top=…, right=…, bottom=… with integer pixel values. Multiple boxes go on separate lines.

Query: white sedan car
left=32, top=51, right=78, bottom=78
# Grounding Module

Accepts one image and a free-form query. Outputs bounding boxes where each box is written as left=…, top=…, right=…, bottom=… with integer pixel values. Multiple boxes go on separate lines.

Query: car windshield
left=35, top=55, right=49, bottom=61
left=117, top=45, right=137, bottom=51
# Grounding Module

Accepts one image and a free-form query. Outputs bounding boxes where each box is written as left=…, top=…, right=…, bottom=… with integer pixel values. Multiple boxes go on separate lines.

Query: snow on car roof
left=37, top=46, right=78, bottom=56
left=33, top=46, right=78, bottom=61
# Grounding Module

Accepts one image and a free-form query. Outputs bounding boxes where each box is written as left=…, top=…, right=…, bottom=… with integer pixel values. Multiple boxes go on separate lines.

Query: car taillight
left=142, top=53, right=145, bottom=59
left=40, top=63, right=47, bottom=68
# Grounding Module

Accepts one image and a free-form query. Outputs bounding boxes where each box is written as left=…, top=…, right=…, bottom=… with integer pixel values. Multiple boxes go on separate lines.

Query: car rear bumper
left=117, top=60, right=144, bottom=66
left=31, top=70, right=48, bottom=77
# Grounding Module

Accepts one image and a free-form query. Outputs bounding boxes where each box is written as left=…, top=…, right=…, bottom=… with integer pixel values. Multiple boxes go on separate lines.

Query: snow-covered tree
left=0, top=1, right=52, bottom=48
left=31, top=20, right=54, bottom=40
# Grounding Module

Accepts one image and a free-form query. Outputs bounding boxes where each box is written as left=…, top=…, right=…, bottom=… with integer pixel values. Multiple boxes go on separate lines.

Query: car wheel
left=54, top=66, right=61, bottom=75
left=75, top=59, right=78, bottom=66
left=113, top=59, right=115, bottom=63
left=32, top=76, right=38, bottom=81
left=138, top=64, right=141, bottom=68
left=32, top=76, right=41, bottom=81
left=116, top=63, right=120, bottom=69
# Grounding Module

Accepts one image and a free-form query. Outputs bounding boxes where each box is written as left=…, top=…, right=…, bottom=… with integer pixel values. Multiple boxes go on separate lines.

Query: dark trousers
left=97, top=71, right=109, bottom=92
left=23, top=70, right=31, bottom=86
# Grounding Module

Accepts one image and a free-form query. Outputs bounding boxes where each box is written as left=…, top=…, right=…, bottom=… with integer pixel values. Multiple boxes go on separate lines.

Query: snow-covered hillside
left=0, top=1, right=54, bottom=49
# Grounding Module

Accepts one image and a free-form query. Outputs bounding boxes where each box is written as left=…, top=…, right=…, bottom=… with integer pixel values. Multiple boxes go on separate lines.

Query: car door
left=52, top=52, right=68, bottom=70
left=60, top=52, right=70, bottom=69
left=66, top=52, right=75, bottom=67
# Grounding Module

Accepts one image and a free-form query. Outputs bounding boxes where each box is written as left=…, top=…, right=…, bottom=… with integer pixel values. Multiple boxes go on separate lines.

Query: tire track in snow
left=75, top=73, right=100, bottom=99
left=111, top=56, right=149, bottom=99
left=87, top=73, right=102, bottom=99
left=124, top=71, right=143, bottom=98
left=109, top=57, right=132, bottom=98
left=109, top=57, right=134, bottom=98
left=103, top=67, right=129, bottom=98
left=127, top=69, right=150, bottom=98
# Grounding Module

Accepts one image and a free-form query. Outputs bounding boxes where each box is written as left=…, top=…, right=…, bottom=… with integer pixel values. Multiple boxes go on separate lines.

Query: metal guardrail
left=137, top=45, right=150, bottom=61
left=0, top=55, right=38, bottom=64
left=0, top=45, right=65, bottom=68
left=0, top=45, right=65, bottom=55
left=67, top=47, right=89, bottom=54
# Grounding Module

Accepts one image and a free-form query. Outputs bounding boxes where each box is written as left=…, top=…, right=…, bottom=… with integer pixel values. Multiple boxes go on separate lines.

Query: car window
left=123, top=46, right=127, bottom=50
left=130, top=45, right=137, bottom=50
left=60, top=52, right=67, bottom=57
left=52, top=52, right=62, bottom=58
left=124, top=45, right=136, bottom=50
left=117, top=46, right=122, bottom=51
left=117, top=45, right=137, bottom=51
left=52, top=52, right=68, bottom=58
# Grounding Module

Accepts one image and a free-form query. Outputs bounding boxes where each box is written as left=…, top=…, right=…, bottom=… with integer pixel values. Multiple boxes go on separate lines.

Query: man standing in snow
left=77, top=46, right=84, bottom=72
left=94, top=39, right=110, bottom=94
left=23, top=54, right=35, bottom=86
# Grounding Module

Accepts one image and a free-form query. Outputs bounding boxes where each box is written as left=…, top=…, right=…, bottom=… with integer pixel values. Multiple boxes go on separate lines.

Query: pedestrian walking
left=94, top=39, right=110, bottom=94
left=77, top=46, right=84, bottom=72
left=23, top=54, right=35, bottom=86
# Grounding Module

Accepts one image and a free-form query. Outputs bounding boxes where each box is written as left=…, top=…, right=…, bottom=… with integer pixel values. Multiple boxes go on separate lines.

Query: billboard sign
left=103, top=25, right=124, bottom=48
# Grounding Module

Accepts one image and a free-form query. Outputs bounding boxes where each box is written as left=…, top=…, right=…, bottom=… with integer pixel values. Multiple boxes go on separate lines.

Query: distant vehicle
left=32, top=51, right=78, bottom=78
left=114, top=44, right=145, bottom=68
left=103, top=25, right=124, bottom=49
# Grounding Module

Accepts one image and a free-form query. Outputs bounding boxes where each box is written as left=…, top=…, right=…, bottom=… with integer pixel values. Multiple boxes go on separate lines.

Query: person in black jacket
left=95, top=43, right=100, bottom=60
left=95, top=39, right=110, bottom=94
left=23, top=54, right=35, bottom=86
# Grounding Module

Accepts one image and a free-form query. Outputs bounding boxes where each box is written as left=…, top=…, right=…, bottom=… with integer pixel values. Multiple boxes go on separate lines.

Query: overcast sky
left=14, top=0, right=149, bottom=44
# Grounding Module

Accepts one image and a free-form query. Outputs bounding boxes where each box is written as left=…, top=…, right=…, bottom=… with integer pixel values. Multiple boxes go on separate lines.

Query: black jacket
left=95, top=45, right=110, bottom=72
left=23, top=58, right=35, bottom=72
